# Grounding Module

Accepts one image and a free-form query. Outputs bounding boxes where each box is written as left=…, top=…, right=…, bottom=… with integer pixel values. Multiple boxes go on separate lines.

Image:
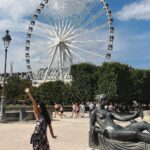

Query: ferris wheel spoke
left=95, top=22, right=109, bottom=30
left=66, top=22, right=109, bottom=41
left=30, top=47, right=51, bottom=55
left=74, top=1, right=97, bottom=28
left=31, top=40, right=54, bottom=46
left=69, top=48, right=86, bottom=62
left=63, top=25, right=75, bottom=39
left=64, top=29, right=93, bottom=42
left=37, top=22, right=58, bottom=39
left=58, top=21, right=61, bottom=37
left=77, top=8, right=105, bottom=29
left=68, top=44, right=104, bottom=58
left=40, top=12, right=55, bottom=32
left=39, top=13, right=52, bottom=29
left=31, top=43, right=56, bottom=53
left=64, top=27, right=80, bottom=40
left=46, top=27, right=58, bottom=39
left=60, top=20, right=67, bottom=38
left=61, top=19, right=65, bottom=29
left=61, top=20, right=68, bottom=38
left=31, top=47, right=56, bottom=55
left=53, top=23, right=59, bottom=37
left=72, top=39, right=106, bottom=44
left=74, top=2, right=97, bottom=31
left=32, top=60, right=46, bottom=64
left=80, top=22, right=109, bottom=34
left=41, top=11, right=55, bottom=27
left=37, top=23, right=56, bottom=38
left=31, top=31, right=53, bottom=40
left=61, top=21, right=74, bottom=39
left=64, top=33, right=79, bottom=42
left=63, top=26, right=81, bottom=41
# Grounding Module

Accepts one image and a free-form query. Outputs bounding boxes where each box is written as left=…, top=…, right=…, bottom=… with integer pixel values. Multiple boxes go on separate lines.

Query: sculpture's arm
left=93, top=125, right=106, bottom=134
left=112, top=110, right=141, bottom=121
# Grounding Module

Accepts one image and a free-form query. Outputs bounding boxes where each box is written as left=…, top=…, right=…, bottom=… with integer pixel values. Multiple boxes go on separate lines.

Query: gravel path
left=0, top=112, right=149, bottom=150
left=0, top=113, right=89, bottom=150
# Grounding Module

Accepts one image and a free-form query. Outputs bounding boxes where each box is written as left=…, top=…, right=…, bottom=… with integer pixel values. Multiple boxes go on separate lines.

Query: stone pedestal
left=143, top=110, right=150, bottom=121
left=19, top=108, right=26, bottom=121
left=89, top=133, right=150, bottom=150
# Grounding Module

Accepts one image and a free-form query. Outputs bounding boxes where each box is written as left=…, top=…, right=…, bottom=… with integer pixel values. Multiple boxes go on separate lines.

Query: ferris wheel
left=25, top=0, right=114, bottom=84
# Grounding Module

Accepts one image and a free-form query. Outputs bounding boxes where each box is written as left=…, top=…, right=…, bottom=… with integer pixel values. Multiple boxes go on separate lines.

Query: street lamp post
left=0, top=30, right=11, bottom=122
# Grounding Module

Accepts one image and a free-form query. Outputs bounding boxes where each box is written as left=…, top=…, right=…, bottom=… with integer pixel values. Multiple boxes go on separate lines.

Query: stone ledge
left=144, top=110, right=150, bottom=121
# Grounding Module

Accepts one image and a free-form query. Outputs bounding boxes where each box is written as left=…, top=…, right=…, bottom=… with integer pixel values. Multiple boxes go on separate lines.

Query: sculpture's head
left=96, top=94, right=108, bottom=109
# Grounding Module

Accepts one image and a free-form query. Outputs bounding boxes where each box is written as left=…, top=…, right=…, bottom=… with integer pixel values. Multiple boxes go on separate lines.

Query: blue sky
left=109, top=0, right=150, bottom=69
left=0, top=0, right=150, bottom=73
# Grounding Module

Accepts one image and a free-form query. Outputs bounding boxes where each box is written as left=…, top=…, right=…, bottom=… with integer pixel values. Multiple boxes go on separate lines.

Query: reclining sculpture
left=89, top=94, right=150, bottom=150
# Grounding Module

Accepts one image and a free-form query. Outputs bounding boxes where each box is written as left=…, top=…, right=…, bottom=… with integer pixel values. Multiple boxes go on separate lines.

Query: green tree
left=5, top=76, right=32, bottom=102
left=130, top=69, right=144, bottom=102
left=97, top=62, right=133, bottom=103
left=61, top=83, right=74, bottom=104
left=71, top=63, right=98, bottom=102
left=142, top=70, right=150, bottom=106
left=33, top=81, right=65, bottom=105
left=130, top=69, right=150, bottom=106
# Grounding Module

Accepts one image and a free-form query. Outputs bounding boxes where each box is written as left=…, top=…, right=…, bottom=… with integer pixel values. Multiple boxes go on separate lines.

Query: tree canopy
left=3, top=62, right=150, bottom=105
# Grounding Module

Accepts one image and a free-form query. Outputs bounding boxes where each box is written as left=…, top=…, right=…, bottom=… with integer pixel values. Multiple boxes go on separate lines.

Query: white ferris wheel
left=25, top=0, right=114, bottom=85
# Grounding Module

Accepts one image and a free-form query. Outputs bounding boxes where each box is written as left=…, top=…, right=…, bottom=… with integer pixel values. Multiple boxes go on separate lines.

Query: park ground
left=0, top=112, right=149, bottom=150
left=0, top=113, right=89, bottom=150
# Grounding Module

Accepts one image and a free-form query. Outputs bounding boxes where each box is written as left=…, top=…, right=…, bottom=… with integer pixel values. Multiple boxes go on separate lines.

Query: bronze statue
left=89, top=94, right=150, bottom=150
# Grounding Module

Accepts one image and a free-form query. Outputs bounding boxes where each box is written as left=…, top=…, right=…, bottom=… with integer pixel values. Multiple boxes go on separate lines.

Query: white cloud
left=116, top=0, right=150, bottom=21
left=0, top=0, right=41, bottom=32
left=0, top=0, right=41, bottom=73
left=0, top=0, right=40, bottom=20
left=48, top=0, right=97, bottom=19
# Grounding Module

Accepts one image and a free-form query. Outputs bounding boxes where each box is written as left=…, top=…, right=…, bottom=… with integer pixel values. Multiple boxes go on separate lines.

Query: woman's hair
left=39, top=102, right=51, bottom=125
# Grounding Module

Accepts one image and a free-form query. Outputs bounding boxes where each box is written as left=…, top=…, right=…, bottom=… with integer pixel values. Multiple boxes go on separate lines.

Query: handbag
left=30, top=133, right=42, bottom=144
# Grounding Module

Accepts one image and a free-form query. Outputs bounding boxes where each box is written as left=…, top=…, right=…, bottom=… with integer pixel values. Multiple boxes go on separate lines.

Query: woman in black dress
left=25, top=88, right=57, bottom=150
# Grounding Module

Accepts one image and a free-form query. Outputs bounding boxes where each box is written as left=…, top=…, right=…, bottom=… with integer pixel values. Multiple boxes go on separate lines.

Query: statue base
left=143, top=110, right=150, bottom=121
left=89, top=133, right=150, bottom=150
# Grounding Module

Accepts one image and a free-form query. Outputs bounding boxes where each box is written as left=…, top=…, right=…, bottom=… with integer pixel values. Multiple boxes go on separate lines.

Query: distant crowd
left=53, top=101, right=143, bottom=119
left=54, top=102, right=86, bottom=118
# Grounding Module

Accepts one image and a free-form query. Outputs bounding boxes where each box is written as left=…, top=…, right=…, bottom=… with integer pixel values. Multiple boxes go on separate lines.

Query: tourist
left=25, top=88, right=57, bottom=150
left=75, top=102, right=81, bottom=118
left=54, top=102, right=61, bottom=118
left=70, top=102, right=76, bottom=118
left=80, top=102, right=85, bottom=118
left=59, top=104, right=66, bottom=118
left=89, top=102, right=94, bottom=115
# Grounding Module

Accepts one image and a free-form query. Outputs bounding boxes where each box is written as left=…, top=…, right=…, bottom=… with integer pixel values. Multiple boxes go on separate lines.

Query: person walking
left=25, top=88, right=57, bottom=150
left=89, top=102, right=94, bottom=115
left=75, top=102, right=81, bottom=118
left=70, top=102, right=76, bottom=118
left=59, top=104, right=66, bottom=118
left=54, top=102, right=61, bottom=118
left=80, top=102, right=85, bottom=118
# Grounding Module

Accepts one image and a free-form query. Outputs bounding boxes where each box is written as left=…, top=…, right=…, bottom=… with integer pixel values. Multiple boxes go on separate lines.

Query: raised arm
left=25, top=88, right=40, bottom=118
left=112, top=110, right=141, bottom=121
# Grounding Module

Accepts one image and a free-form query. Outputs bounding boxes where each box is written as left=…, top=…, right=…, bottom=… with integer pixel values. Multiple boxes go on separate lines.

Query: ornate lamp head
left=2, top=30, right=12, bottom=49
